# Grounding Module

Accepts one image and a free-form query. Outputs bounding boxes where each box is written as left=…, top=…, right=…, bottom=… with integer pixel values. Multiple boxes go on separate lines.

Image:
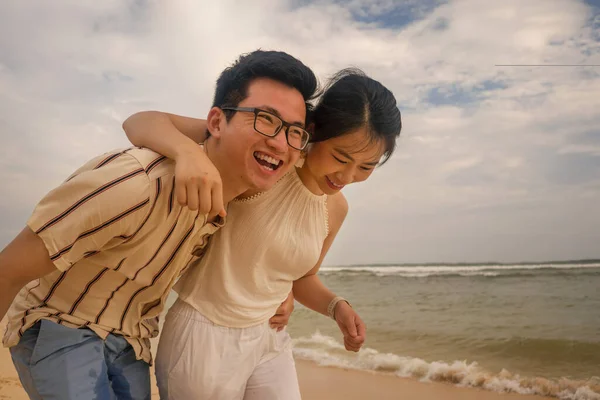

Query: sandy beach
left=0, top=318, right=555, bottom=400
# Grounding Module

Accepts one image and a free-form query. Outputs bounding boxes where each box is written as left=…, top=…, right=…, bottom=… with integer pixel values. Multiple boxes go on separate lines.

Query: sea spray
left=292, top=332, right=600, bottom=400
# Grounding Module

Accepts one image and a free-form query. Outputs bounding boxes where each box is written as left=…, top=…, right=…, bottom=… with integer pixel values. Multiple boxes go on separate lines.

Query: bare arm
left=122, top=111, right=225, bottom=217
left=0, top=227, right=57, bottom=321
left=293, top=192, right=348, bottom=315
left=123, top=111, right=208, bottom=155
left=293, top=193, right=366, bottom=352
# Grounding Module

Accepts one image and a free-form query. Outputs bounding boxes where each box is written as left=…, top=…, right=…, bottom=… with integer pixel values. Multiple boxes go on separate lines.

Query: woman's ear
left=206, top=107, right=224, bottom=139
left=295, top=148, right=308, bottom=168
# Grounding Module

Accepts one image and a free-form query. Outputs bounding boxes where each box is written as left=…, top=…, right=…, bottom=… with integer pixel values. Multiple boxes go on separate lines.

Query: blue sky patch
left=352, top=0, right=447, bottom=29
left=291, top=0, right=447, bottom=30
left=424, top=79, right=507, bottom=106
left=478, top=80, right=508, bottom=91
left=425, top=85, right=476, bottom=106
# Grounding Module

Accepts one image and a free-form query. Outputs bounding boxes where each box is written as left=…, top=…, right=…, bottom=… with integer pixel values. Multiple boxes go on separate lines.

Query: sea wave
left=292, top=332, right=600, bottom=400
left=319, top=263, right=600, bottom=278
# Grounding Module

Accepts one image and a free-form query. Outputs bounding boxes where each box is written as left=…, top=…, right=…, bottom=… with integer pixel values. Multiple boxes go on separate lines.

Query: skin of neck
left=204, top=138, right=250, bottom=204
left=295, top=162, right=324, bottom=195
left=240, top=157, right=323, bottom=199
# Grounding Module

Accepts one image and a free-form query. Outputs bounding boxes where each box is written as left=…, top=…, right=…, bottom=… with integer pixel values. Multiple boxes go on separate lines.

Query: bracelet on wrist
left=327, top=296, right=351, bottom=320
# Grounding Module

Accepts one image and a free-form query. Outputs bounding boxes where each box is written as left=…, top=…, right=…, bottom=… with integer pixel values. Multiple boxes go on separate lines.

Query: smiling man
left=0, top=50, right=317, bottom=400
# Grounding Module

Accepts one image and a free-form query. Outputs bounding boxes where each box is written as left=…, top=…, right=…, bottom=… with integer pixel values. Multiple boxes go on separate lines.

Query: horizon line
left=495, top=64, right=600, bottom=67
left=323, top=258, right=600, bottom=268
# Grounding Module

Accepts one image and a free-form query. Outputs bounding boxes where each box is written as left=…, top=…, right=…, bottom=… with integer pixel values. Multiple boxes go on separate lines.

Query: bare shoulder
left=328, top=191, right=348, bottom=214
left=326, top=192, right=349, bottom=233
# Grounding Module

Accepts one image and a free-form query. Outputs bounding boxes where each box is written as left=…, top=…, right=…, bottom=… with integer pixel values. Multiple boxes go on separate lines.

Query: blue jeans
left=10, top=320, right=151, bottom=400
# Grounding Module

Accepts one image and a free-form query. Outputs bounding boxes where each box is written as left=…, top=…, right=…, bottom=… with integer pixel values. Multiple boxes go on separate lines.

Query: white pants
left=156, top=299, right=302, bottom=400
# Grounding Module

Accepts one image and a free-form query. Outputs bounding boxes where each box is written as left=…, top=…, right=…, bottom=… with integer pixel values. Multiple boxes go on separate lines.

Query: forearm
left=0, top=227, right=57, bottom=320
left=0, top=280, right=22, bottom=321
left=122, top=112, right=206, bottom=160
left=292, top=274, right=337, bottom=317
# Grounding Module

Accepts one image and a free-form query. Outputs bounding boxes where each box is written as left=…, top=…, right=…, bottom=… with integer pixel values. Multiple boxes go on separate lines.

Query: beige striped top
left=3, top=147, right=223, bottom=364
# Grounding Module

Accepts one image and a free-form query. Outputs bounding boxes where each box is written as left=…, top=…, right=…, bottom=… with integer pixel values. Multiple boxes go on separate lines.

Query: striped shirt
left=3, top=147, right=223, bottom=364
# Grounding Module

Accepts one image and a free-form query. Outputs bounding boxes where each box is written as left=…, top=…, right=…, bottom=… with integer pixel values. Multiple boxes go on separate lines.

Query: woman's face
left=304, top=127, right=385, bottom=195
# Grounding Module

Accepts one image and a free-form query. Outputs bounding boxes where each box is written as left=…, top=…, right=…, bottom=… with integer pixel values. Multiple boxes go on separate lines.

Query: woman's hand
left=269, top=291, right=295, bottom=332
left=174, top=144, right=226, bottom=219
left=334, top=302, right=366, bottom=352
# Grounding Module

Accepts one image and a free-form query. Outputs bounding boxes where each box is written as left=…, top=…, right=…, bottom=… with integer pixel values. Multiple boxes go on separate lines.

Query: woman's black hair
left=311, top=68, right=402, bottom=165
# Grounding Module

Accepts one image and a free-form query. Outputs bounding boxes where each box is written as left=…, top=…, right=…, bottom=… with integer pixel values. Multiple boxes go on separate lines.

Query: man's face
left=216, top=78, right=305, bottom=191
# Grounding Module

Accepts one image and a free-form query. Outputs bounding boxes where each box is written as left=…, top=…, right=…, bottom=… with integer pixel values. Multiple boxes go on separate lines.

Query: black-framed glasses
left=221, top=107, right=310, bottom=150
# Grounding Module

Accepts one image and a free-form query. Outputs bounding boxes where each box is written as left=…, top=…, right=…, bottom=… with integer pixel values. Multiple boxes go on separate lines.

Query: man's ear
left=206, top=107, right=225, bottom=139
left=307, top=122, right=315, bottom=135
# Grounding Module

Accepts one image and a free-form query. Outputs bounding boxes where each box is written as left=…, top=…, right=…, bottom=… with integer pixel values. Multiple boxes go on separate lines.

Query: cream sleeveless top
left=173, top=168, right=329, bottom=327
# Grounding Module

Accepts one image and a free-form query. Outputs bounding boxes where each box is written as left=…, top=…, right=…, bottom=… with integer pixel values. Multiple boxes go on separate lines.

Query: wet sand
left=0, top=318, right=552, bottom=400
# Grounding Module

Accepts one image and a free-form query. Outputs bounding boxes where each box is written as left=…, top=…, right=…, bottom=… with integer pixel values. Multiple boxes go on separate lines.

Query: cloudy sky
left=1, top=0, right=599, bottom=265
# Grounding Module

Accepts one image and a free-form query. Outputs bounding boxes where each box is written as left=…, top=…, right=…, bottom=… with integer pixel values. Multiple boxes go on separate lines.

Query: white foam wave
left=319, top=263, right=600, bottom=277
left=292, top=332, right=600, bottom=400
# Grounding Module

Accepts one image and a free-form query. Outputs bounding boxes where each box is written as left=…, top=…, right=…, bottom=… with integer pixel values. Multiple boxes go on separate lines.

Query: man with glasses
left=1, top=50, right=317, bottom=400
left=221, top=106, right=311, bottom=153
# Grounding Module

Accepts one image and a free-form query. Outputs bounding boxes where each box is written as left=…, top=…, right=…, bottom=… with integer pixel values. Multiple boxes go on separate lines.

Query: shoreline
left=295, top=359, right=554, bottom=400
left=0, top=318, right=554, bottom=400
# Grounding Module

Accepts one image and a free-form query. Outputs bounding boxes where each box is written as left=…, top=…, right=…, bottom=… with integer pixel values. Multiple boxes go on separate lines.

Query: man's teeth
left=254, top=152, right=280, bottom=167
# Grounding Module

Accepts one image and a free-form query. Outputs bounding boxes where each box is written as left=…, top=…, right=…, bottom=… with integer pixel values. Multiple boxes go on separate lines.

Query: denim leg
left=10, top=319, right=113, bottom=400
left=104, top=334, right=151, bottom=400
left=10, top=322, right=43, bottom=400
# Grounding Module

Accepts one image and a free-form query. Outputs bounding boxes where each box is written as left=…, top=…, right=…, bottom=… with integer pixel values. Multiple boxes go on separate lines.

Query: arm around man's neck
left=123, top=111, right=208, bottom=159
left=123, top=111, right=227, bottom=218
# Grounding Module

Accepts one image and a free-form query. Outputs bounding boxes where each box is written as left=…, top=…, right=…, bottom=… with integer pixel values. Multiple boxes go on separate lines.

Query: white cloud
left=558, top=144, right=600, bottom=155
left=1, top=0, right=599, bottom=264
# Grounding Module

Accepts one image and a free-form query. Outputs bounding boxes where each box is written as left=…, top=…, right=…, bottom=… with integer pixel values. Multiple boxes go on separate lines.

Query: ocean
left=286, top=262, right=600, bottom=399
